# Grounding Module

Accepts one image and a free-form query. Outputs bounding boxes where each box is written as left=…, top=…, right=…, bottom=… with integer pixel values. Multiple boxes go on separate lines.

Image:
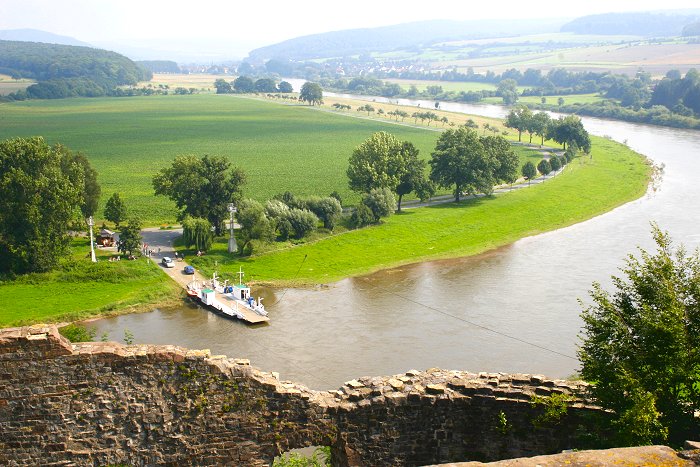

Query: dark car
left=183, top=265, right=195, bottom=275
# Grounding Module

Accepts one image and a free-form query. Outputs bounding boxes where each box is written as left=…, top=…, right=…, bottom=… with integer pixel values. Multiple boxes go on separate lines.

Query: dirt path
left=139, top=228, right=207, bottom=288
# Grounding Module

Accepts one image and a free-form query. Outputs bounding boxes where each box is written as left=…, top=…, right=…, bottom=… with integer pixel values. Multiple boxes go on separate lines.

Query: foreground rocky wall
left=0, top=326, right=608, bottom=466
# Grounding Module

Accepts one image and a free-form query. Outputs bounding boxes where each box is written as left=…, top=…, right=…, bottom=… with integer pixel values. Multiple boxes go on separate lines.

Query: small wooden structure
left=96, top=229, right=117, bottom=247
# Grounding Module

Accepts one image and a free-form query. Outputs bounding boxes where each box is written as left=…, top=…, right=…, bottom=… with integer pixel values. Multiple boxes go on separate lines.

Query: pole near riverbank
left=227, top=203, right=237, bottom=254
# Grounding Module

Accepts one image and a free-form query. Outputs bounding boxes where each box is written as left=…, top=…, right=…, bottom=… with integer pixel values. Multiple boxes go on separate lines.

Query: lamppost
left=87, top=216, right=97, bottom=263
left=227, top=203, right=237, bottom=254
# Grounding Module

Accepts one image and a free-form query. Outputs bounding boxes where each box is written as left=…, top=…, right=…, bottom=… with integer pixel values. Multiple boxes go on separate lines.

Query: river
left=88, top=93, right=700, bottom=390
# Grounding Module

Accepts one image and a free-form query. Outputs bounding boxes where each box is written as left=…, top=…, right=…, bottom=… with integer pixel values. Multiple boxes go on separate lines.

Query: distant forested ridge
left=136, top=60, right=180, bottom=73
left=683, top=22, right=700, bottom=36
left=0, top=40, right=152, bottom=99
left=248, top=19, right=564, bottom=62
left=561, top=11, right=700, bottom=36
left=0, top=29, right=91, bottom=47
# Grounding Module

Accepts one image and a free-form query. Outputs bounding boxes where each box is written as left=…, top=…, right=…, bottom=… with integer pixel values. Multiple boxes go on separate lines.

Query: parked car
left=183, top=265, right=195, bottom=275
left=161, top=256, right=175, bottom=268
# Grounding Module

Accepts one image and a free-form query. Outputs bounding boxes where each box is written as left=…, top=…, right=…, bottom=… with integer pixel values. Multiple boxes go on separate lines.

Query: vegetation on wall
left=579, top=226, right=700, bottom=447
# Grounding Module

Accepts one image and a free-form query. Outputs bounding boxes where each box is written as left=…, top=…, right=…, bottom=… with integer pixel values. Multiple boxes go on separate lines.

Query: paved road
left=140, top=228, right=206, bottom=288
left=401, top=163, right=565, bottom=209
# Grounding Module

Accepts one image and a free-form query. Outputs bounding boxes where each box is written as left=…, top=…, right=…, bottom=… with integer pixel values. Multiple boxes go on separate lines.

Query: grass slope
left=0, top=94, right=441, bottom=225
left=0, top=239, right=180, bottom=327
left=196, top=136, right=649, bottom=286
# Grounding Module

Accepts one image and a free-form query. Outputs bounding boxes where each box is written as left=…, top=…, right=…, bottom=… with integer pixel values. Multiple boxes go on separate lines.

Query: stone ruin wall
left=0, top=326, right=608, bottom=466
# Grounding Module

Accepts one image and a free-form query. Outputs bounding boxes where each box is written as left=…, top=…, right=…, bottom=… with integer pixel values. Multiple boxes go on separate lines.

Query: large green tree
left=504, top=105, right=532, bottom=142
left=429, top=127, right=497, bottom=202
left=531, top=112, right=552, bottom=147
left=117, top=218, right=142, bottom=256
left=347, top=132, right=430, bottom=212
left=497, top=78, right=519, bottom=105
left=277, top=81, right=294, bottom=93
left=236, top=199, right=275, bottom=255
left=299, top=82, right=323, bottom=106
left=0, top=137, right=92, bottom=273
left=547, top=115, right=591, bottom=152
left=481, top=135, right=519, bottom=185
left=255, top=78, right=277, bottom=93
left=182, top=216, right=214, bottom=251
left=579, top=226, right=700, bottom=446
left=214, top=79, right=232, bottom=94
left=152, top=155, right=246, bottom=236
left=233, top=75, right=255, bottom=93
left=395, top=146, right=434, bottom=212
left=104, top=192, right=128, bottom=228
left=347, top=132, right=404, bottom=193
left=59, top=149, right=101, bottom=219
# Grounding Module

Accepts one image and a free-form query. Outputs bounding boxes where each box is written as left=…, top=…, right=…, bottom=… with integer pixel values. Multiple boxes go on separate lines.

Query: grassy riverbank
left=0, top=238, right=180, bottom=327
left=0, top=95, right=650, bottom=325
left=193, top=135, right=650, bottom=286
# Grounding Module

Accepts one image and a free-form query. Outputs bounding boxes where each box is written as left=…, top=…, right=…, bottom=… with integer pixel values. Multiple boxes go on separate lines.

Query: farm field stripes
left=0, top=94, right=442, bottom=224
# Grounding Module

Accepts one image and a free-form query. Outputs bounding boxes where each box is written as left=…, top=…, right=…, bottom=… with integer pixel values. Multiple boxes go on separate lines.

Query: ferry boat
left=186, top=267, right=268, bottom=323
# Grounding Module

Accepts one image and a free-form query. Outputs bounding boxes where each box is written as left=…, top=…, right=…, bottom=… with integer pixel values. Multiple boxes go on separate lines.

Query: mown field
left=190, top=136, right=650, bottom=286
left=0, top=74, right=33, bottom=95
left=0, top=94, right=444, bottom=225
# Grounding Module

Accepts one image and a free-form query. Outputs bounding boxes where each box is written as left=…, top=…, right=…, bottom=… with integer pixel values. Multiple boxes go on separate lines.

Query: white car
left=161, top=256, right=175, bottom=268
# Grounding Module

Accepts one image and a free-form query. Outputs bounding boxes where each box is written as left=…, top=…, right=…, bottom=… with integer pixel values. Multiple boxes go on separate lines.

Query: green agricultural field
left=0, top=95, right=442, bottom=225
left=191, top=136, right=650, bottom=286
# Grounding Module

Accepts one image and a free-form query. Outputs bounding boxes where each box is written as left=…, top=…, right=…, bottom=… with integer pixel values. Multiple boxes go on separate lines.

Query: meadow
left=0, top=237, right=180, bottom=327
left=382, top=78, right=501, bottom=93
left=0, top=94, right=444, bottom=225
left=190, top=136, right=650, bottom=286
left=481, top=93, right=606, bottom=106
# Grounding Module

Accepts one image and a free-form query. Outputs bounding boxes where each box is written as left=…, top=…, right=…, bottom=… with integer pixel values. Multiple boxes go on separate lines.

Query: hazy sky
left=3, top=0, right=700, bottom=59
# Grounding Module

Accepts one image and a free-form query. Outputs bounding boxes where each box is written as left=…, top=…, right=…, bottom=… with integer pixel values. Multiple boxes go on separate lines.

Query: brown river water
left=87, top=97, right=700, bottom=390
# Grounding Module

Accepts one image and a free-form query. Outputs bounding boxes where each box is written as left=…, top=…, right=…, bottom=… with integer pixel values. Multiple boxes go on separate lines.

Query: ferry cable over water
left=321, top=260, right=579, bottom=362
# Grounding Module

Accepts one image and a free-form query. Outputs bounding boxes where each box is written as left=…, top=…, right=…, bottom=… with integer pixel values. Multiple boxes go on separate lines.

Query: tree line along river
left=88, top=93, right=700, bottom=390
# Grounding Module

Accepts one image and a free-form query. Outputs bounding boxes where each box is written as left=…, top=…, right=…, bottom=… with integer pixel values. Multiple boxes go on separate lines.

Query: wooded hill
left=561, top=11, right=700, bottom=36
left=247, top=18, right=564, bottom=62
left=0, top=40, right=151, bottom=99
left=248, top=10, right=700, bottom=63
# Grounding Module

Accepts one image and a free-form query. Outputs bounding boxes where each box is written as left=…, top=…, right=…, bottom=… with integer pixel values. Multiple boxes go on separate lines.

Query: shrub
left=59, top=324, right=96, bottom=342
left=283, top=209, right=319, bottom=239
left=579, top=226, right=700, bottom=445
left=182, top=216, right=214, bottom=251
left=305, top=196, right=342, bottom=230
left=537, top=159, right=552, bottom=176
left=362, top=187, right=396, bottom=222
left=549, top=155, right=561, bottom=172
left=350, top=204, right=375, bottom=228
left=265, top=199, right=290, bottom=220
